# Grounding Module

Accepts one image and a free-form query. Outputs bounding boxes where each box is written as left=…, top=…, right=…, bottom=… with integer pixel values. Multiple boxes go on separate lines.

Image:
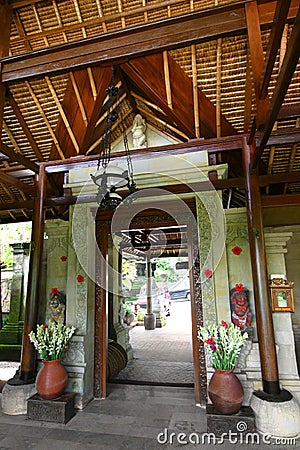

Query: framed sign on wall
left=269, top=278, right=294, bottom=312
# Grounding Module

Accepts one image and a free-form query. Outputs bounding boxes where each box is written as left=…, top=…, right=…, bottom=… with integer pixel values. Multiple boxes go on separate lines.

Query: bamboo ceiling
left=0, top=0, right=299, bottom=222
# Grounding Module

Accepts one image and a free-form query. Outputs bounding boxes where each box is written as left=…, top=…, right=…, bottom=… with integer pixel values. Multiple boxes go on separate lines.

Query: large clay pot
left=208, top=368, right=243, bottom=414
left=36, top=359, right=68, bottom=400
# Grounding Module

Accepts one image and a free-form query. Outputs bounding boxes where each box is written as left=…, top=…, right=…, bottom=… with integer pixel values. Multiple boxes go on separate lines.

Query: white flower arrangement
left=198, top=320, right=248, bottom=370
left=29, top=321, right=75, bottom=361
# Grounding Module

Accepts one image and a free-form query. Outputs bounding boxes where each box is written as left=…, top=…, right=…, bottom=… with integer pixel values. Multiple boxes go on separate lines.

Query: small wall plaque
left=269, top=278, right=294, bottom=312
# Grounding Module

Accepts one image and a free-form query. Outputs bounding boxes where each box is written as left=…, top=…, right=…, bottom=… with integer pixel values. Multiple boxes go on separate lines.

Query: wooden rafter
left=191, top=44, right=200, bottom=138
left=245, top=1, right=270, bottom=128
left=0, top=141, right=39, bottom=173
left=7, top=89, right=44, bottom=161
left=45, top=76, right=80, bottom=154
left=259, top=0, right=292, bottom=99
left=0, top=170, right=35, bottom=196
left=122, top=53, right=237, bottom=139
left=25, top=80, right=65, bottom=159
left=48, top=66, right=111, bottom=159
left=253, top=6, right=300, bottom=168
left=3, top=1, right=299, bottom=83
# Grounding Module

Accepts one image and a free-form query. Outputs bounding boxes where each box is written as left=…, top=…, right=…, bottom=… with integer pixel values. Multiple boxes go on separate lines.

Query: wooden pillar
left=94, top=221, right=109, bottom=398
left=146, top=254, right=152, bottom=314
left=242, top=137, right=280, bottom=395
left=20, top=165, right=46, bottom=382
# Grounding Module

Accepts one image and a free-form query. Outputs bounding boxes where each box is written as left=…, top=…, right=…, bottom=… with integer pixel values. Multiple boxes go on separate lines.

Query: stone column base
left=250, top=390, right=300, bottom=438
left=2, top=382, right=36, bottom=415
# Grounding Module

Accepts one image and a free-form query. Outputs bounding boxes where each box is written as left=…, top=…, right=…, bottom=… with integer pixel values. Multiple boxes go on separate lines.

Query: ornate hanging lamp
left=91, top=67, right=137, bottom=210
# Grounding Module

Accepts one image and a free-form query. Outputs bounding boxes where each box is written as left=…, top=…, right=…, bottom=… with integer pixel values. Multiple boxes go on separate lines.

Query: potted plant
left=29, top=321, right=75, bottom=400
left=198, top=320, right=248, bottom=414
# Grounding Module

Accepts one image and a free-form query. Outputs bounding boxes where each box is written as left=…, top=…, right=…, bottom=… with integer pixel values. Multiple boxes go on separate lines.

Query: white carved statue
left=132, top=114, right=147, bottom=148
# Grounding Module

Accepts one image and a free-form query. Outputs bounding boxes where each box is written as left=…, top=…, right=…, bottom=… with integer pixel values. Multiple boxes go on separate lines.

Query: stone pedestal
left=27, top=392, right=76, bottom=424
left=2, top=382, right=36, bottom=415
left=206, top=405, right=256, bottom=436
left=250, top=391, right=300, bottom=438
left=144, top=313, right=156, bottom=330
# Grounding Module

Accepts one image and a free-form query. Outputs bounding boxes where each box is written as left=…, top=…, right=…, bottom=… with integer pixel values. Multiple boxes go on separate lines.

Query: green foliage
left=136, top=309, right=145, bottom=322
left=122, top=259, right=137, bottom=291
left=155, top=258, right=177, bottom=283
left=0, top=222, right=32, bottom=268
left=124, top=301, right=134, bottom=314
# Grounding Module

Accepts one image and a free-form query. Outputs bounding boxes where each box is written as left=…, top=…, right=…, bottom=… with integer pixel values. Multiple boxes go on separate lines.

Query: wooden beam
left=263, top=127, right=300, bottom=145
left=259, top=0, right=292, bottom=99
left=0, top=141, right=39, bottom=172
left=245, top=1, right=270, bottom=128
left=262, top=193, right=300, bottom=207
left=277, top=104, right=300, bottom=120
left=0, top=170, right=36, bottom=195
left=259, top=171, right=300, bottom=186
left=2, top=1, right=299, bottom=83
left=253, top=6, right=300, bottom=168
left=79, top=67, right=112, bottom=155
left=7, top=89, right=44, bottom=161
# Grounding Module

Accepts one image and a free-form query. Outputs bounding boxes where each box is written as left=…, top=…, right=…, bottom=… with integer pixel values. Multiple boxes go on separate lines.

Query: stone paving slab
left=0, top=384, right=299, bottom=449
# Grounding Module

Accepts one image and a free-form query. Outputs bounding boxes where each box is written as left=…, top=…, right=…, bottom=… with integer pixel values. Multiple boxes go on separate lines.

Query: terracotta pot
left=36, top=359, right=68, bottom=400
left=208, top=368, right=243, bottom=414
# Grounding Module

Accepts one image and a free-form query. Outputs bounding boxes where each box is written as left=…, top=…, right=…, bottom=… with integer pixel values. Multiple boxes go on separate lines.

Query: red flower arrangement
left=61, top=255, right=67, bottom=262
left=51, top=287, right=58, bottom=295
left=204, top=269, right=213, bottom=279
left=77, top=275, right=84, bottom=283
left=232, top=245, right=242, bottom=255
left=235, top=283, right=244, bottom=292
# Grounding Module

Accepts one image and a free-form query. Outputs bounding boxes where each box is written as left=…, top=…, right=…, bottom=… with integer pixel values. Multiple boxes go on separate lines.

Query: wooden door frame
left=94, top=199, right=207, bottom=404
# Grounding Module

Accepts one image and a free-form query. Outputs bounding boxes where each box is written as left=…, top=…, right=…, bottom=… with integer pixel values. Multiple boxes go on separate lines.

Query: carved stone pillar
left=264, top=229, right=299, bottom=379
left=65, top=204, right=96, bottom=408
left=0, top=243, right=30, bottom=360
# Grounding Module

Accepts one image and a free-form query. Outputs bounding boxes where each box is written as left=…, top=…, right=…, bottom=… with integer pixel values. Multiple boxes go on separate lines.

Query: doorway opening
left=109, top=225, right=194, bottom=387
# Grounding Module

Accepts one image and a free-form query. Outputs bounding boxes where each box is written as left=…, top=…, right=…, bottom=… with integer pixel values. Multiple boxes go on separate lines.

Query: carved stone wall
left=43, top=213, right=95, bottom=409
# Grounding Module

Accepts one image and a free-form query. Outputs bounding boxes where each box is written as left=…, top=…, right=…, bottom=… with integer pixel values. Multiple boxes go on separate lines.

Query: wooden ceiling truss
left=0, top=0, right=299, bottom=222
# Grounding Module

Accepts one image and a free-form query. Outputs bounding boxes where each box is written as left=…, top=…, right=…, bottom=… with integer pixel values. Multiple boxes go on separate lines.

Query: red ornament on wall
left=77, top=275, right=84, bottom=283
left=61, top=255, right=67, bottom=262
left=204, top=269, right=213, bottom=279
left=51, top=287, right=58, bottom=295
left=232, top=246, right=242, bottom=255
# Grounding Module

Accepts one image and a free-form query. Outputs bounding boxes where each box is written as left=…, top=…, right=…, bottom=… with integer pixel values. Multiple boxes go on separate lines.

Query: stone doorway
left=94, top=200, right=207, bottom=404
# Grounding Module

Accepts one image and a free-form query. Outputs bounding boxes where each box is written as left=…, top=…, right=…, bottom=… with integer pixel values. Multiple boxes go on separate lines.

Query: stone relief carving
left=63, top=340, right=85, bottom=365
left=226, top=221, right=249, bottom=244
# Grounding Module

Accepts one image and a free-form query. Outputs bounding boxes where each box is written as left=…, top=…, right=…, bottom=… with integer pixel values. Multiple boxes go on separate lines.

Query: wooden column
left=242, top=137, right=280, bottom=395
left=20, top=165, right=46, bottom=382
left=146, top=254, right=152, bottom=314
left=187, top=220, right=207, bottom=406
left=94, top=221, right=109, bottom=398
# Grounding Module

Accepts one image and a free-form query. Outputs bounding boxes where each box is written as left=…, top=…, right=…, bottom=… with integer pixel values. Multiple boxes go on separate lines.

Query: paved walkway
left=0, top=301, right=298, bottom=448
left=113, top=300, right=194, bottom=386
